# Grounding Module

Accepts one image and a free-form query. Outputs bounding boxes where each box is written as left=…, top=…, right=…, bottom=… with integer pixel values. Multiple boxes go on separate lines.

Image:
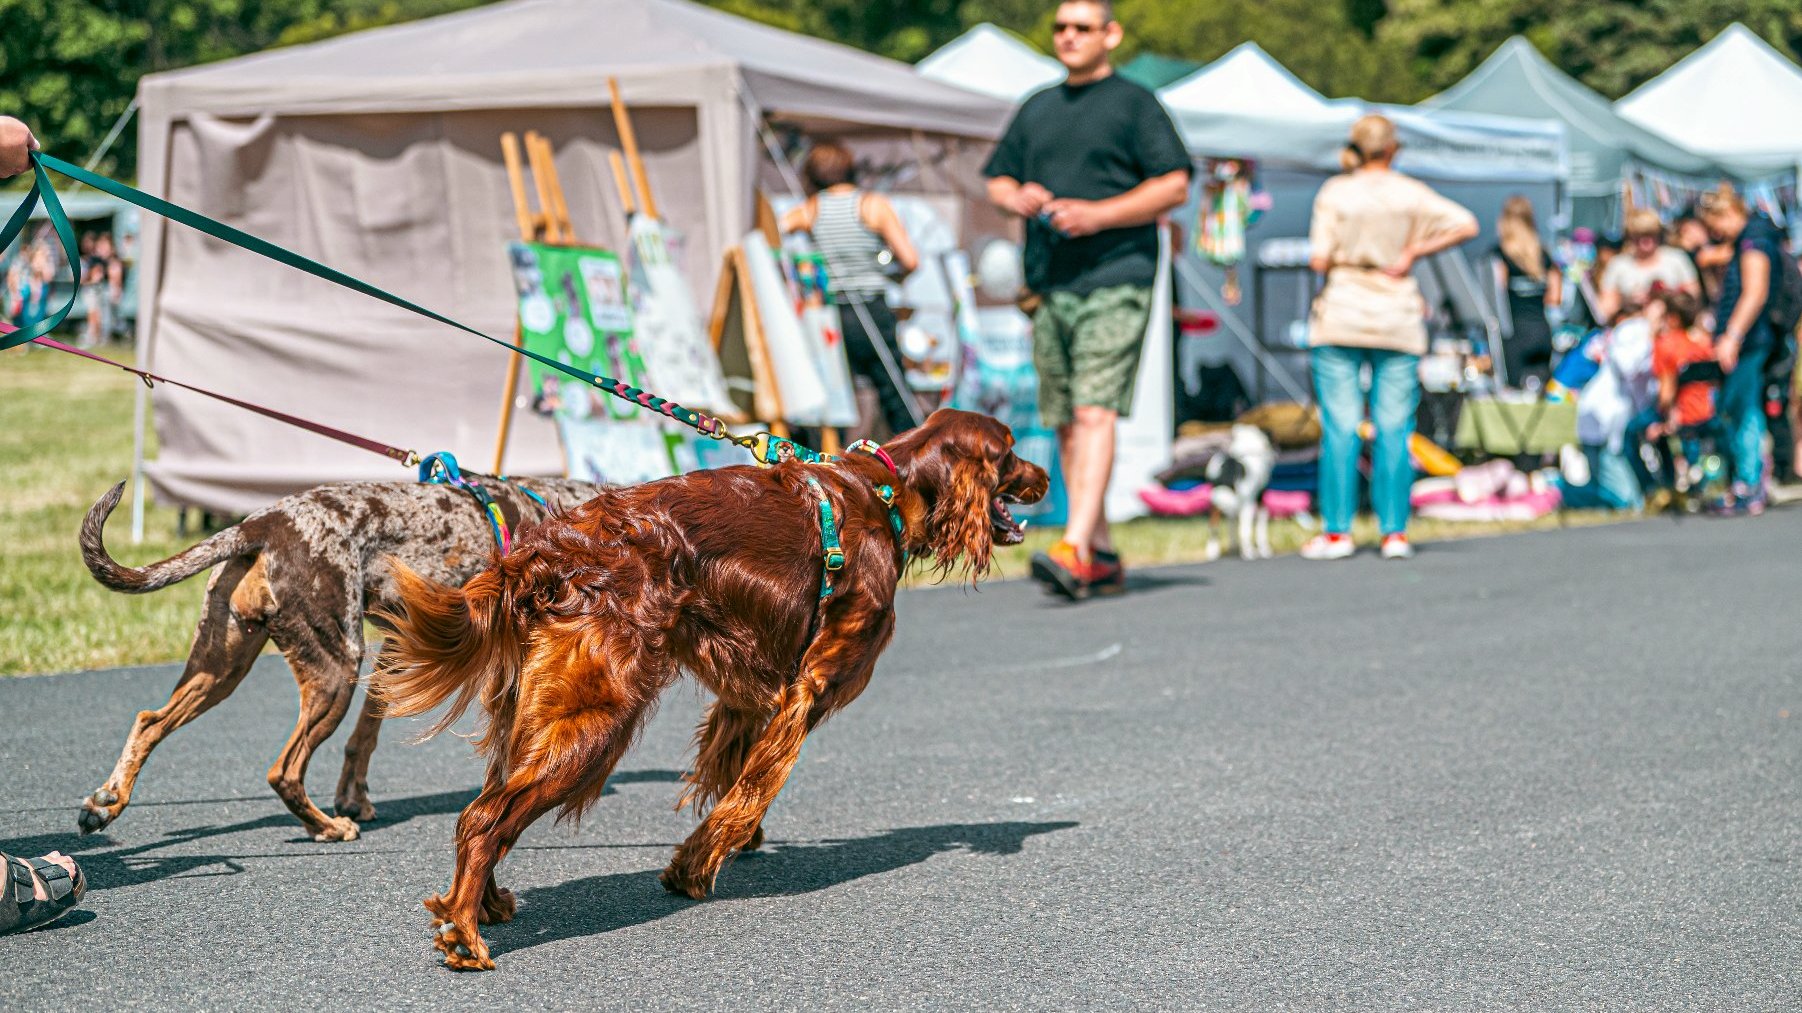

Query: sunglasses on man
left=1053, top=21, right=1106, bottom=35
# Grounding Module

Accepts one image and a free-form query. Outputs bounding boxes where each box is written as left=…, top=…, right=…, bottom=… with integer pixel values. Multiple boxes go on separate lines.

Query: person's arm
left=778, top=198, right=814, bottom=235
left=1545, top=263, right=1563, bottom=309
left=1656, top=368, right=1678, bottom=415
left=1385, top=195, right=1479, bottom=278
left=1042, top=169, right=1190, bottom=238
left=0, top=116, right=39, bottom=179
left=986, top=175, right=1055, bottom=219
left=862, top=194, right=919, bottom=275
left=1718, top=247, right=1769, bottom=372
left=1596, top=284, right=1622, bottom=325
left=1307, top=186, right=1337, bottom=275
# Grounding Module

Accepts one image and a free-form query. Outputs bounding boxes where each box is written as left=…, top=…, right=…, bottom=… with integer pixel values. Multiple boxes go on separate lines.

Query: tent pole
left=1175, top=256, right=1311, bottom=403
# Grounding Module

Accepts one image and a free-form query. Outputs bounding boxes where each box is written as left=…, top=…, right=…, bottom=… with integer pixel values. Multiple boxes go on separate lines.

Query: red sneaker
left=1030, top=541, right=1122, bottom=601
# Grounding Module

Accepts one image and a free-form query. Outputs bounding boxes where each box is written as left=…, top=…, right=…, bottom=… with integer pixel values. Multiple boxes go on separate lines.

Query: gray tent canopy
left=131, top=0, right=1010, bottom=515
left=1424, top=36, right=1725, bottom=229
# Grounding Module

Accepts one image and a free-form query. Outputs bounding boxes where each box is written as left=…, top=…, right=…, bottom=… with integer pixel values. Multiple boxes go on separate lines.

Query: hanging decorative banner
left=1195, top=158, right=1270, bottom=306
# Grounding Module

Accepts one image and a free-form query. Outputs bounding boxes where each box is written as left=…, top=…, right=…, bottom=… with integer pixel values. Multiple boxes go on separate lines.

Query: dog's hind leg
left=427, top=668, right=654, bottom=972
left=264, top=603, right=365, bottom=842
left=333, top=649, right=389, bottom=823
left=679, top=701, right=770, bottom=851
left=80, top=556, right=270, bottom=835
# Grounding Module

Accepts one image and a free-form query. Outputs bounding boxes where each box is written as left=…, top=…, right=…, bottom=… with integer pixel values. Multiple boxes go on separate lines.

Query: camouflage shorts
left=1032, top=283, right=1153, bottom=427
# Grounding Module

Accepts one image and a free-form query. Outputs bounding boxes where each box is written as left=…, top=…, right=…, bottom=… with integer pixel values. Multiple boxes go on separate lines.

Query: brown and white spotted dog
left=75, top=475, right=604, bottom=841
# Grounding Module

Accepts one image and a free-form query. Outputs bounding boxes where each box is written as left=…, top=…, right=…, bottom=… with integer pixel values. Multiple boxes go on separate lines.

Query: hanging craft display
left=1194, top=159, right=1270, bottom=305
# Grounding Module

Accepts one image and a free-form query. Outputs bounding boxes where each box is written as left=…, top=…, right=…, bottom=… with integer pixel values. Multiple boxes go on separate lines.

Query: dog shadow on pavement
left=492, top=820, right=1079, bottom=960
left=0, top=770, right=686, bottom=894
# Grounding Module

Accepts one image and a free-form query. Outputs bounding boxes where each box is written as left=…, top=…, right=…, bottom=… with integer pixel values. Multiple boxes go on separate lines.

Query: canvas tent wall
left=917, top=23, right=1064, bottom=103
left=1617, top=24, right=1802, bottom=181
left=1158, top=43, right=1569, bottom=403
left=131, top=0, right=1010, bottom=515
left=1423, top=36, right=1722, bottom=231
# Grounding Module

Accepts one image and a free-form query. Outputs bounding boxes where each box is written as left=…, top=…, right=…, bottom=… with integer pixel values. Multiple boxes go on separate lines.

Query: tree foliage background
left=4, top=0, right=1800, bottom=183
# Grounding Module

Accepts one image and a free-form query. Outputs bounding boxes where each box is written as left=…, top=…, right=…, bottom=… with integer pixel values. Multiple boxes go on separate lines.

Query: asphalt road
left=2, top=514, right=1797, bottom=1010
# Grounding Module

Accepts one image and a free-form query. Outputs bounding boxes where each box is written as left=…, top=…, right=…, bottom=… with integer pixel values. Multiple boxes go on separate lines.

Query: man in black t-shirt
left=983, top=0, right=1190, bottom=600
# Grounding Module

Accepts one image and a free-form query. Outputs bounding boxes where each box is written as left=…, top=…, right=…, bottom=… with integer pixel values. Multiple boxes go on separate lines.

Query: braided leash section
left=602, top=378, right=724, bottom=437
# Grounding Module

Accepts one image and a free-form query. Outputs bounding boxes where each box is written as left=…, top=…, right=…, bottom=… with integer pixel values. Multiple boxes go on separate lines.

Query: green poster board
left=508, top=242, right=648, bottom=420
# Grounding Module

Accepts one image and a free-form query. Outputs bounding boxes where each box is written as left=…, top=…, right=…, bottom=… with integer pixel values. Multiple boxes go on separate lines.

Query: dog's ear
left=895, top=411, right=1007, bottom=581
left=923, top=445, right=998, bottom=581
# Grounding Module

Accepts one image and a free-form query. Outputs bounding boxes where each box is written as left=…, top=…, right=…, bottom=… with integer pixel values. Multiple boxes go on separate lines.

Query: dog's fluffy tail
left=370, top=559, right=522, bottom=754
left=80, top=481, right=255, bottom=593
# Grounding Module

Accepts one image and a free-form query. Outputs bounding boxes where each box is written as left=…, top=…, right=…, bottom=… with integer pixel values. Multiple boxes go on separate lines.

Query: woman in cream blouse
left=1302, top=114, right=1478, bottom=561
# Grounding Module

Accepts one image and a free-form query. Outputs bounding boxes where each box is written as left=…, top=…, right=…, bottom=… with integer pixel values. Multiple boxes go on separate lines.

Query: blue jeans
left=1312, top=345, right=1420, bottom=536
left=1719, top=337, right=1771, bottom=488
left=1559, top=445, right=1644, bottom=511
left=1624, top=406, right=1663, bottom=492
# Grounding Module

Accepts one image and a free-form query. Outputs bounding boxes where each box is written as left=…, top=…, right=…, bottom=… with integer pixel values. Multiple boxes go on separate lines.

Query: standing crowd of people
left=1550, top=188, right=1799, bottom=515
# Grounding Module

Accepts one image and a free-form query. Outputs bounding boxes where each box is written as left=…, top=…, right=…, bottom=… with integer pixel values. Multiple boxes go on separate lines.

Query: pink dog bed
left=1415, top=487, right=1562, bottom=522
left=1260, top=489, right=1311, bottom=517
left=1139, top=483, right=1213, bottom=517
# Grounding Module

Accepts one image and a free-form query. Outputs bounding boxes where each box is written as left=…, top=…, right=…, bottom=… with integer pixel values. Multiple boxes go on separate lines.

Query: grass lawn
left=2, top=340, right=208, bottom=676
left=1, top=340, right=1630, bottom=676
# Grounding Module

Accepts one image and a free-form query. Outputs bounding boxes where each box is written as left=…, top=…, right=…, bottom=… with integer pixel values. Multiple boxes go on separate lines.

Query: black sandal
left=0, top=851, right=87, bottom=934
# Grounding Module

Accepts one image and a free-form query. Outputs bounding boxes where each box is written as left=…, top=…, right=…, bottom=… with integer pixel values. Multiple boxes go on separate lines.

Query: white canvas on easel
left=740, top=232, right=830, bottom=423
left=627, top=214, right=736, bottom=413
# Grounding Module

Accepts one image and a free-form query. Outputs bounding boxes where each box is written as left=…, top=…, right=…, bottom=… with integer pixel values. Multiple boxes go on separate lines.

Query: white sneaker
left=1380, top=534, right=1415, bottom=560
left=1299, top=533, right=1355, bottom=560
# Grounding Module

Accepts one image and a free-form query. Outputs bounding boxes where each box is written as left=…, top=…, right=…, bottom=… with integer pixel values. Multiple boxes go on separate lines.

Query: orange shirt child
left=1650, top=325, right=1717, bottom=429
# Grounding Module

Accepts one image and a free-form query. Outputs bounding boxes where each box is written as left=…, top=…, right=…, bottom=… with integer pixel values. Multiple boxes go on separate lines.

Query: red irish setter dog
left=372, top=409, right=1047, bottom=971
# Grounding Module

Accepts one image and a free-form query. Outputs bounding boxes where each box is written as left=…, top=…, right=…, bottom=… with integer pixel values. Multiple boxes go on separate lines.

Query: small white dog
left=1205, top=424, right=1278, bottom=561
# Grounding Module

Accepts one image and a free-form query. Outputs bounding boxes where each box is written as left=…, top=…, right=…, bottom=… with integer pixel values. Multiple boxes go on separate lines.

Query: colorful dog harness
left=417, top=452, right=547, bottom=554
left=804, top=439, right=907, bottom=600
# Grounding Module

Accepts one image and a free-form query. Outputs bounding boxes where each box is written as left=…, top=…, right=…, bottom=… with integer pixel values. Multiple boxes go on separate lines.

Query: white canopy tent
left=1162, top=43, right=1568, bottom=184
left=129, top=0, right=1011, bottom=516
left=917, top=23, right=1064, bottom=103
left=1617, top=24, right=1802, bottom=179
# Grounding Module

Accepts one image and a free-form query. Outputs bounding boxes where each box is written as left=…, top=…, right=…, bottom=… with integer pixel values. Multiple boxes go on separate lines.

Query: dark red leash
left=1, top=322, right=418, bottom=466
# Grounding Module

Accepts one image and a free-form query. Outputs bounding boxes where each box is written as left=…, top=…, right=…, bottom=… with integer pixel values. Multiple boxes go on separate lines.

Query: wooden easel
left=492, top=130, right=575, bottom=473
left=708, top=245, right=787, bottom=434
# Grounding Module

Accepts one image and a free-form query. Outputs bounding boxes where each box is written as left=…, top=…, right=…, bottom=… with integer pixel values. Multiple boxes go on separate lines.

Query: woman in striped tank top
left=781, top=141, right=921, bottom=436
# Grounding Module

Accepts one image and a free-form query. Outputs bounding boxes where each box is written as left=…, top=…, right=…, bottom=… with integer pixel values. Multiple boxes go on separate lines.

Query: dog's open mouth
left=990, top=495, right=1027, bottom=545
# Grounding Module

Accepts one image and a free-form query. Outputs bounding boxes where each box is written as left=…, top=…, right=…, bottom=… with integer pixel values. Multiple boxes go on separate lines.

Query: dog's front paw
left=433, top=919, right=494, bottom=972
left=311, top=815, right=361, bottom=843
left=741, top=824, right=764, bottom=853
left=479, top=886, right=516, bottom=925
left=78, top=788, right=123, bottom=835
left=659, top=861, right=715, bottom=900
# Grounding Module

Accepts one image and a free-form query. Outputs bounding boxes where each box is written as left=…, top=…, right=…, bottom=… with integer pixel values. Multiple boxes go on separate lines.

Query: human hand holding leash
left=0, top=116, right=39, bottom=179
